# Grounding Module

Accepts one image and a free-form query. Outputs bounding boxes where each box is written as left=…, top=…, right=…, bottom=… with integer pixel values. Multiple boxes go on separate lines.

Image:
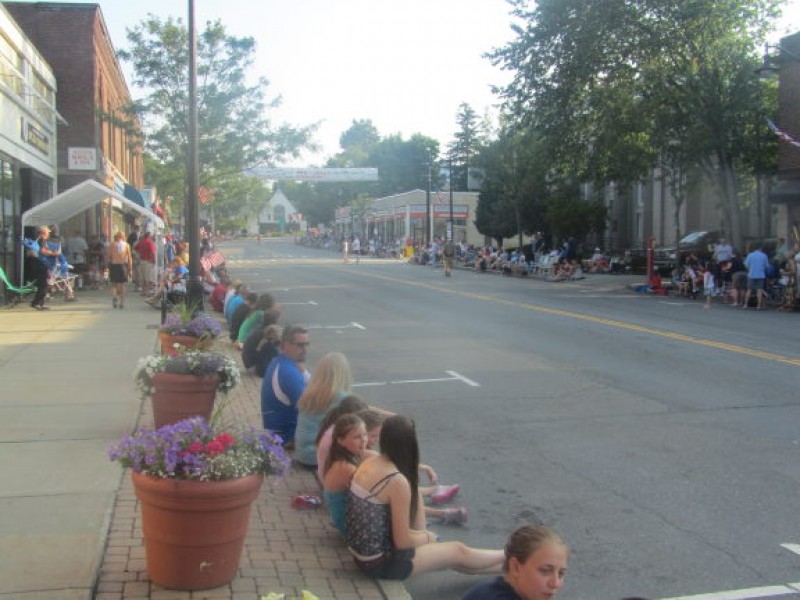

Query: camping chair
left=0, top=265, right=36, bottom=304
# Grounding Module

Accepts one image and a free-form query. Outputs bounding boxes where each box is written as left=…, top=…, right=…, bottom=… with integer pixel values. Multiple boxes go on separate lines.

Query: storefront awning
left=769, top=178, right=800, bottom=204
left=123, top=183, right=146, bottom=208
left=22, top=179, right=164, bottom=229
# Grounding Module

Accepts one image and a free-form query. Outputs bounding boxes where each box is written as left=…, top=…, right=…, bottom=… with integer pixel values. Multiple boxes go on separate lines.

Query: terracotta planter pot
left=150, top=372, right=219, bottom=429
left=160, top=333, right=214, bottom=356
left=131, top=471, right=264, bottom=590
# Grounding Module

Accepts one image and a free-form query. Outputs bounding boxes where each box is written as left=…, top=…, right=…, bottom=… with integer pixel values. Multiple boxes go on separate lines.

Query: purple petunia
left=108, top=416, right=290, bottom=481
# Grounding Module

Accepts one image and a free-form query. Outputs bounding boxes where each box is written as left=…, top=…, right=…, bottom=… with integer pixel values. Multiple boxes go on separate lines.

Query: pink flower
left=205, top=440, right=225, bottom=455
left=215, top=433, right=235, bottom=448
left=187, top=442, right=204, bottom=454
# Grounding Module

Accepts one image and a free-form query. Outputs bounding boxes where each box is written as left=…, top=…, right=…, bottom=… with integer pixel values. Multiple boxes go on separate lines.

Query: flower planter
left=160, top=332, right=214, bottom=356
left=151, top=372, right=219, bottom=429
left=131, top=471, right=263, bottom=590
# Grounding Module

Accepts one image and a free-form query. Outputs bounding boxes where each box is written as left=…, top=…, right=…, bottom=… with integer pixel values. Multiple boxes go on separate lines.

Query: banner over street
left=249, top=167, right=379, bottom=182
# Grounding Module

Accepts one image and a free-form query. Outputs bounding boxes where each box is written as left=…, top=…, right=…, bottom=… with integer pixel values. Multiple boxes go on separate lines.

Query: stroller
left=46, top=252, right=77, bottom=301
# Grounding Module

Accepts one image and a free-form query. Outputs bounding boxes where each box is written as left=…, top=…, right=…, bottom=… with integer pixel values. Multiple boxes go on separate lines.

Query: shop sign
left=20, top=117, right=49, bottom=155
left=68, top=147, right=97, bottom=170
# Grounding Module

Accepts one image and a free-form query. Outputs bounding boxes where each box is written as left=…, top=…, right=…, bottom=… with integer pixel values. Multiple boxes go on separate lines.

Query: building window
left=31, top=71, right=55, bottom=123
left=0, top=33, right=24, bottom=96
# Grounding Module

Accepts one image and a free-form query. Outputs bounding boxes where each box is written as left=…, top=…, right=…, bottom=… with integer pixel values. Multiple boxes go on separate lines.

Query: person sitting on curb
left=261, top=324, right=311, bottom=447
left=461, top=524, right=568, bottom=600
left=236, top=292, right=276, bottom=349
left=322, top=414, right=376, bottom=535
left=346, top=415, right=504, bottom=581
left=241, top=315, right=282, bottom=377
left=229, top=291, right=256, bottom=345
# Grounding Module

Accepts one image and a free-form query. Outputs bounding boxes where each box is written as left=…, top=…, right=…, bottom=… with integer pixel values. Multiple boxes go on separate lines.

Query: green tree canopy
left=119, top=15, right=316, bottom=216
left=490, top=0, right=782, bottom=246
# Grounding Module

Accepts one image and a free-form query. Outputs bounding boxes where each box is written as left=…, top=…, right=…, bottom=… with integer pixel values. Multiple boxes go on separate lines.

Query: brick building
left=4, top=1, right=144, bottom=240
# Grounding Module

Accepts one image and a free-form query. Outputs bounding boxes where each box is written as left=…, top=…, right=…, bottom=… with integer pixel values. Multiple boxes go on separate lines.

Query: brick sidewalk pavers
left=93, top=341, right=409, bottom=600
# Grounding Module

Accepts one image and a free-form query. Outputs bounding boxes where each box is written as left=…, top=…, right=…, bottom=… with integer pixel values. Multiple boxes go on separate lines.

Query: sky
left=12, top=1, right=800, bottom=167
left=94, top=0, right=518, bottom=167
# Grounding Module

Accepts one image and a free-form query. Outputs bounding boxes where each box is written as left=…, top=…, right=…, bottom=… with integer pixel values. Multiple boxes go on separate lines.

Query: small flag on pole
left=200, top=250, right=225, bottom=271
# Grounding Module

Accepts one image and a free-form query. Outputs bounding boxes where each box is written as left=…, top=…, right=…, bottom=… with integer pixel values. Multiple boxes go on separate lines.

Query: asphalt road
left=221, top=237, right=800, bottom=600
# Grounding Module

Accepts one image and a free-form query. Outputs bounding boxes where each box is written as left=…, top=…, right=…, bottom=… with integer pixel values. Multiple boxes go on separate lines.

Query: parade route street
left=224, top=238, right=800, bottom=600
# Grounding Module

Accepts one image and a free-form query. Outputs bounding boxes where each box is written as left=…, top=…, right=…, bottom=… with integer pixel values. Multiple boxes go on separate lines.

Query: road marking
left=781, top=543, right=800, bottom=555
left=349, top=271, right=800, bottom=367
left=280, top=301, right=318, bottom=306
left=304, top=322, right=363, bottom=330
left=658, top=545, right=800, bottom=600
left=659, top=584, right=800, bottom=600
left=353, top=371, right=480, bottom=389
left=446, top=370, right=480, bottom=387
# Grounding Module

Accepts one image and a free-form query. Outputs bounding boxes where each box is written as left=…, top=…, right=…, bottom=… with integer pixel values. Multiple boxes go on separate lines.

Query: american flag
left=767, top=119, right=800, bottom=148
left=200, top=250, right=225, bottom=271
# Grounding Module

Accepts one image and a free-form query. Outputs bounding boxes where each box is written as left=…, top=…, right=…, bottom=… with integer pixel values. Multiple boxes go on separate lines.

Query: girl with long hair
left=295, top=352, right=353, bottom=467
left=322, top=414, right=375, bottom=535
left=346, top=415, right=503, bottom=580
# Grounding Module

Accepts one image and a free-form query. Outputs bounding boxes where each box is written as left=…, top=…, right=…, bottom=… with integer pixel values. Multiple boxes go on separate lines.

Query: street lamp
left=756, top=42, right=800, bottom=78
left=184, top=0, right=203, bottom=311
left=448, top=155, right=454, bottom=241
left=425, top=151, right=432, bottom=247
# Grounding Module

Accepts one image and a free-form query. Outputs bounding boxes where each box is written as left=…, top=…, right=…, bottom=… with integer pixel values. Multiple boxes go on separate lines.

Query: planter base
left=151, top=372, right=219, bottom=429
left=132, top=472, right=264, bottom=590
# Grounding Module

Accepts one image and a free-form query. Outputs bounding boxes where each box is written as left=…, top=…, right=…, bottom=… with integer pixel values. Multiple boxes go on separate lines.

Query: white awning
left=22, top=179, right=164, bottom=229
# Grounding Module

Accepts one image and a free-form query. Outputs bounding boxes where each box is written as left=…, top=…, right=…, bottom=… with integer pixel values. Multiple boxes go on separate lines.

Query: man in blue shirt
left=261, top=325, right=310, bottom=446
left=743, top=244, right=770, bottom=310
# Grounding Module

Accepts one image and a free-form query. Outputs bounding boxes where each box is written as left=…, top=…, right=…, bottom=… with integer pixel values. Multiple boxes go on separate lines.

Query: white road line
left=781, top=543, right=800, bottom=555
left=351, top=322, right=366, bottom=330
left=659, top=585, right=800, bottom=600
left=281, top=301, right=317, bottom=306
left=446, top=370, right=481, bottom=387
left=303, top=323, right=364, bottom=330
left=659, top=301, right=689, bottom=306
left=352, top=372, right=480, bottom=388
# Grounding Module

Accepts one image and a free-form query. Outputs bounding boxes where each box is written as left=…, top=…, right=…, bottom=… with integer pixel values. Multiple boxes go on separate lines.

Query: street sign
left=248, top=167, right=379, bottom=182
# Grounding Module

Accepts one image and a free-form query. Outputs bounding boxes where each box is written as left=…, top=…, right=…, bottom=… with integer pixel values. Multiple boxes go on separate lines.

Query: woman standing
left=346, top=415, right=503, bottom=580
left=461, top=524, right=568, bottom=600
left=108, top=231, right=132, bottom=309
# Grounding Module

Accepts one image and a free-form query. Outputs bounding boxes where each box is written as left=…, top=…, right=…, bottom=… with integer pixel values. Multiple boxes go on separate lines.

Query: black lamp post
left=425, top=152, right=432, bottom=247
left=756, top=42, right=800, bottom=78
left=448, top=155, right=454, bottom=241
left=185, top=0, right=203, bottom=311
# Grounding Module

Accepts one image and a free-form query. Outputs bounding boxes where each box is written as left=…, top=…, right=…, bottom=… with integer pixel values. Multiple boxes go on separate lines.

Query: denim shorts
left=355, top=548, right=415, bottom=580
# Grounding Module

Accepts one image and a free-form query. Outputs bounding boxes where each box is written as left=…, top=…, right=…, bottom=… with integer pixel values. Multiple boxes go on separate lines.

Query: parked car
left=653, top=230, right=722, bottom=270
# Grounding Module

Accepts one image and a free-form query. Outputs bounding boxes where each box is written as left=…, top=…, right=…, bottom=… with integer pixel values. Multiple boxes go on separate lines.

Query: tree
left=475, top=124, right=549, bottom=247
left=490, top=0, right=781, bottom=247
left=448, top=103, right=485, bottom=191
left=119, top=16, right=315, bottom=215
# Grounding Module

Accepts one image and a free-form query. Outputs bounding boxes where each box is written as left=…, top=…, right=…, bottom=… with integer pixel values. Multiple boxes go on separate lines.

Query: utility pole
left=448, top=155, right=454, bottom=241
left=425, top=151, right=432, bottom=247
left=184, top=0, right=203, bottom=312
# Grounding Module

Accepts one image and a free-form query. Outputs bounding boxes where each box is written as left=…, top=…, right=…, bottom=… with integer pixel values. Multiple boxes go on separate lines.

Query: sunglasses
left=290, top=340, right=310, bottom=348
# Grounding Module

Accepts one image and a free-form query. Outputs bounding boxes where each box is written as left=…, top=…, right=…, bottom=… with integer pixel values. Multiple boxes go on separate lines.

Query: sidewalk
left=0, top=288, right=409, bottom=600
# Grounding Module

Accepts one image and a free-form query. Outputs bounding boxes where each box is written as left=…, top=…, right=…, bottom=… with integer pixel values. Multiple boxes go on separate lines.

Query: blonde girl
left=294, top=352, right=353, bottom=467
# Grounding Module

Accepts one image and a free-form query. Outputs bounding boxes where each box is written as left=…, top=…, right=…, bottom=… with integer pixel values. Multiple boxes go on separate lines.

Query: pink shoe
left=440, top=507, right=468, bottom=525
left=431, top=484, right=460, bottom=506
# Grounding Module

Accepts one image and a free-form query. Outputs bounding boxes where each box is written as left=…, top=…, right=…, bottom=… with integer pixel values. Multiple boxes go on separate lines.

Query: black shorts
left=354, top=548, right=415, bottom=580
left=109, top=263, right=128, bottom=283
